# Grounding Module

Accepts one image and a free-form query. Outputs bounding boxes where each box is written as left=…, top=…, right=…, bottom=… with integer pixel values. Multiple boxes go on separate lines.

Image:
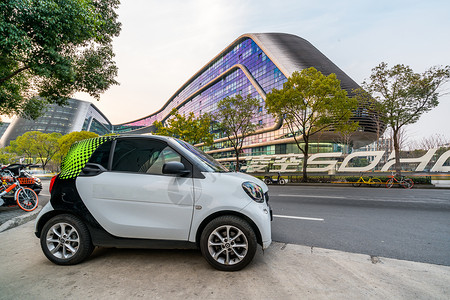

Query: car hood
left=218, top=172, right=268, bottom=192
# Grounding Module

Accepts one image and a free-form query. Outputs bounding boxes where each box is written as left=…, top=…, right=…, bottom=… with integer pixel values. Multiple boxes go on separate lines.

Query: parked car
left=35, top=135, right=272, bottom=271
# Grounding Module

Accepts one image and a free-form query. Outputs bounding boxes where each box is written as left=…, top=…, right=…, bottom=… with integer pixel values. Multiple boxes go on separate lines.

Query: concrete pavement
left=0, top=178, right=49, bottom=233
left=0, top=220, right=449, bottom=300
left=0, top=205, right=40, bottom=233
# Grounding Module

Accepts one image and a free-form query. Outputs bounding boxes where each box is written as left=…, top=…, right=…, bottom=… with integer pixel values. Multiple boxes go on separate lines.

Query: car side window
left=146, top=146, right=181, bottom=174
left=111, top=139, right=181, bottom=175
left=88, top=140, right=113, bottom=170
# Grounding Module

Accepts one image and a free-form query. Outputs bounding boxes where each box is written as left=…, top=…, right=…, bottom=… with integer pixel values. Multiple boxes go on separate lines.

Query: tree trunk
left=302, top=140, right=309, bottom=182
left=0, top=66, right=30, bottom=84
left=235, top=149, right=240, bottom=172
left=393, top=128, right=401, bottom=176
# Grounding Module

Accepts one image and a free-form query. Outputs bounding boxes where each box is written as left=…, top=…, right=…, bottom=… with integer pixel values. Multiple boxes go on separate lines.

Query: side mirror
left=162, top=161, right=190, bottom=177
left=80, top=163, right=107, bottom=176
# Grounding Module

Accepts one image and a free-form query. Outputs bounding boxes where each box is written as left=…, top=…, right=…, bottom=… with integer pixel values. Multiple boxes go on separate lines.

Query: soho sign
left=241, top=149, right=450, bottom=173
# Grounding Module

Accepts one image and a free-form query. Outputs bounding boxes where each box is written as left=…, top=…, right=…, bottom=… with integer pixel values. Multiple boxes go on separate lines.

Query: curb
left=0, top=208, right=40, bottom=233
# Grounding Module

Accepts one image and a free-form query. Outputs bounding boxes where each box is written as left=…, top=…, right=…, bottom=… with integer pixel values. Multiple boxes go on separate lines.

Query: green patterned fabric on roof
left=60, top=136, right=116, bottom=179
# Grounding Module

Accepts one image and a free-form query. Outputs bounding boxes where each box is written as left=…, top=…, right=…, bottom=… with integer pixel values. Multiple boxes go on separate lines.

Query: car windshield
left=175, top=139, right=229, bottom=173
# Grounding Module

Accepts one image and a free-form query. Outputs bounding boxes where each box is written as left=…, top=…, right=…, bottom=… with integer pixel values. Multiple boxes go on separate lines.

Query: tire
left=371, top=178, right=382, bottom=188
left=386, top=178, right=394, bottom=188
left=352, top=180, right=361, bottom=187
left=279, top=178, right=286, bottom=185
left=264, top=178, right=271, bottom=185
left=15, top=187, right=38, bottom=211
left=40, top=214, right=94, bottom=265
left=200, top=216, right=257, bottom=271
left=406, top=178, right=414, bottom=189
left=402, top=178, right=414, bottom=189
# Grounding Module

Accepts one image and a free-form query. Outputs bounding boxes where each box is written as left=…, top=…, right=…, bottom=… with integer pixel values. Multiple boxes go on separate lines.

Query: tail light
left=49, top=175, right=57, bottom=193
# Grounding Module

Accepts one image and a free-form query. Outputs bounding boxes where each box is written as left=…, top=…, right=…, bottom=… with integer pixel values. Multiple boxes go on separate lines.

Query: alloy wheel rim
left=46, top=223, right=80, bottom=259
left=207, top=225, right=248, bottom=265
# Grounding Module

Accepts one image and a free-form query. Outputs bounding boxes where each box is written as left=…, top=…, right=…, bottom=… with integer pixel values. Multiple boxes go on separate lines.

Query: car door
left=76, top=138, right=194, bottom=240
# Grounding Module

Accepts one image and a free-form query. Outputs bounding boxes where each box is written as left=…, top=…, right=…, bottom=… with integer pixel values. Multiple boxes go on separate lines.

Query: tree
left=153, top=109, right=214, bottom=146
left=8, top=131, right=61, bottom=170
left=409, top=133, right=449, bottom=150
left=7, top=131, right=39, bottom=162
left=361, top=62, right=450, bottom=174
left=353, top=90, right=386, bottom=151
left=334, top=120, right=359, bottom=154
left=266, top=67, right=357, bottom=182
left=215, top=95, right=259, bottom=171
left=34, top=132, right=61, bottom=171
left=0, top=147, right=16, bottom=164
left=57, top=131, right=99, bottom=162
left=0, top=0, right=121, bottom=119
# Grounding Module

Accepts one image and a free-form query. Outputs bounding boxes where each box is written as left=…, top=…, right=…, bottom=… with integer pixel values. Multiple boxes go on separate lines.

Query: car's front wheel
left=40, top=214, right=94, bottom=265
left=200, top=216, right=257, bottom=271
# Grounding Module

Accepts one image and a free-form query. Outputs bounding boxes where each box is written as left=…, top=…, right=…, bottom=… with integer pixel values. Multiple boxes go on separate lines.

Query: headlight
left=242, top=182, right=264, bottom=203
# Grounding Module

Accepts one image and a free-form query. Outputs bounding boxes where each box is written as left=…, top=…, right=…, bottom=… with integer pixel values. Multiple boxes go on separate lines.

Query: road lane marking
left=275, top=194, right=450, bottom=204
left=275, top=194, right=345, bottom=199
left=274, top=214, right=324, bottom=221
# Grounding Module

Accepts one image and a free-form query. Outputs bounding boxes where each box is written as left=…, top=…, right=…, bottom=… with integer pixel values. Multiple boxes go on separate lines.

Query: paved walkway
left=1, top=221, right=449, bottom=299
left=1, top=182, right=449, bottom=299
left=0, top=205, right=40, bottom=232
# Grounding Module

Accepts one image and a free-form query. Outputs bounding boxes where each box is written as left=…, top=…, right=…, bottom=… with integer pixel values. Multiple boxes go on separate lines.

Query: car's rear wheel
left=40, top=214, right=94, bottom=265
left=200, top=216, right=257, bottom=271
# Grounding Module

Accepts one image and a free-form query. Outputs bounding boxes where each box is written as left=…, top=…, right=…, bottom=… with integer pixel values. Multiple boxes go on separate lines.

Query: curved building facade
left=113, top=33, right=381, bottom=161
left=0, top=33, right=381, bottom=163
left=0, top=98, right=112, bottom=147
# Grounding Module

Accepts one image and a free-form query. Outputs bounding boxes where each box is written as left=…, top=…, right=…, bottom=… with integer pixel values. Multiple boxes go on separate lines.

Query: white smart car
left=35, top=135, right=272, bottom=271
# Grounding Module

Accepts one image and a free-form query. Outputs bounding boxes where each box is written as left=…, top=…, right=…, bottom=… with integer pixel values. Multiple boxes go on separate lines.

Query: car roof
left=114, top=134, right=174, bottom=142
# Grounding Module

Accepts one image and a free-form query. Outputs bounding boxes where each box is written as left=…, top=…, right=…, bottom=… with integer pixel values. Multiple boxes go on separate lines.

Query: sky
left=74, top=0, right=450, bottom=142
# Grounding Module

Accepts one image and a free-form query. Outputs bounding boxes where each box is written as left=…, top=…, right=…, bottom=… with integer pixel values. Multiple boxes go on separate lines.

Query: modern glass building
left=113, top=33, right=381, bottom=162
left=0, top=33, right=381, bottom=164
left=0, top=98, right=112, bottom=147
left=0, top=122, right=10, bottom=139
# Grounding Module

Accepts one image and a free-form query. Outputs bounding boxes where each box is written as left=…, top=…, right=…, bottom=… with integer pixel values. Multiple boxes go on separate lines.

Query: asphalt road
left=268, top=185, right=450, bottom=266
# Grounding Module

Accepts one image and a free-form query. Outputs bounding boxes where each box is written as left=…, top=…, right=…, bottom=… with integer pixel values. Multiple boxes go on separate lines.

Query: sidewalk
left=0, top=176, right=49, bottom=233
left=0, top=205, right=40, bottom=232
left=0, top=221, right=449, bottom=299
